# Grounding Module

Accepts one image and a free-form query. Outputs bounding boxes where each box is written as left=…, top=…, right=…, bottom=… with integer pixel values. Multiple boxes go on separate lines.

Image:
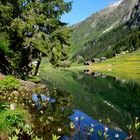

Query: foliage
left=27, top=76, right=41, bottom=83
left=0, top=104, right=28, bottom=132
left=52, top=134, right=60, bottom=140
left=0, top=77, right=73, bottom=139
left=0, top=76, right=20, bottom=92
left=0, top=33, right=9, bottom=54
left=0, top=0, right=72, bottom=78
left=58, top=60, right=71, bottom=68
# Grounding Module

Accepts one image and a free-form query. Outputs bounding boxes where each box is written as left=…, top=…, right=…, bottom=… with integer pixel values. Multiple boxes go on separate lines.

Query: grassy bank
left=69, top=50, right=140, bottom=84
left=91, top=50, right=140, bottom=68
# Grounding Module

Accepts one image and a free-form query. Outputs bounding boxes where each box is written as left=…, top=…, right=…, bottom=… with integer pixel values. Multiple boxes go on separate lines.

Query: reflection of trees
left=73, top=71, right=140, bottom=131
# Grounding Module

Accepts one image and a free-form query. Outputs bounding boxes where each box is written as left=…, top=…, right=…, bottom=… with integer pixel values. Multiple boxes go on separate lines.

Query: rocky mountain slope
left=128, top=0, right=140, bottom=28
left=70, top=0, right=140, bottom=62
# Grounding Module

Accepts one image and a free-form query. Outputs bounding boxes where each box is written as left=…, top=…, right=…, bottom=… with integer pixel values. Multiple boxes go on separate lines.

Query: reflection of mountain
left=70, top=0, right=140, bottom=61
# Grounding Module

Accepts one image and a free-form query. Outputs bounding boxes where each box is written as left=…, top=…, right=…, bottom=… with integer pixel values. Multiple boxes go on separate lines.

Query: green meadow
left=69, top=50, right=140, bottom=85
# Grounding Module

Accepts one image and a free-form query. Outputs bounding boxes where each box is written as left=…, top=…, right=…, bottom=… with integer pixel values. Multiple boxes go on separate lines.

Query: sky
left=61, top=0, right=118, bottom=25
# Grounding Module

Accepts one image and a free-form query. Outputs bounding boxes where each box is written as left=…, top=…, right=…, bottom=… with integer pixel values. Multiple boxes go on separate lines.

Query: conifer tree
left=0, top=0, right=72, bottom=78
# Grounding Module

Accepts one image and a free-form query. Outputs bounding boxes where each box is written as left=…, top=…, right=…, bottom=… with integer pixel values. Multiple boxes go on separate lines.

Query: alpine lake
left=38, top=62, right=140, bottom=140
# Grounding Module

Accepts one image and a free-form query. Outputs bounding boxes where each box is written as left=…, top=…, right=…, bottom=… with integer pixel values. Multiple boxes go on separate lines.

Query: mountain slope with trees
left=70, top=0, right=140, bottom=62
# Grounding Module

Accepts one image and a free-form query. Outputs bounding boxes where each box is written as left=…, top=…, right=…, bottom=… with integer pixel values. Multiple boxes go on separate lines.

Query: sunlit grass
left=69, top=50, right=140, bottom=85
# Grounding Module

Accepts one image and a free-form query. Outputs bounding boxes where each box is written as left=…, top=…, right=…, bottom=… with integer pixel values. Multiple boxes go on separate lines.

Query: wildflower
left=10, top=104, right=16, bottom=110
left=80, top=116, right=85, bottom=121
left=48, top=116, right=54, bottom=121
left=98, top=130, right=102, bottom=136
left=104, top=127, right=108, bottom=132
left=40, top=111, right=43, bottom=114
left=58, top=128, right=62, bottom=132
left=99, top=119, right=102, bottom=123
left=115, top=134, right=119, bottom=138
left=104, top=132, right=109, bottom=139
left=136, top=117, right=138, bottom=120
left=91, top=123, right=94, bottom=127
left=25, top=124, right=30, bottom=128
left=75, top=116, right=79, bottom=122
left=90, top=128, right=94, bottom=133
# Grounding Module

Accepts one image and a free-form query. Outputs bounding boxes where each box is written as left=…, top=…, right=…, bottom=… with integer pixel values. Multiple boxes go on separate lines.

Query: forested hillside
left=70, top=0, right=140, bottom=62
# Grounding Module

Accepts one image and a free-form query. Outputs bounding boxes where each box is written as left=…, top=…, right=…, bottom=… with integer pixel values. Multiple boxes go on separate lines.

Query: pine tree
left=0, top=0, right=72, bottom=78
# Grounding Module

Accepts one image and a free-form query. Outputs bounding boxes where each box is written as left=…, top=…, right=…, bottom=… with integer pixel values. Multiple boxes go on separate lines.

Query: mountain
left=128, top=0, right=140, bottom=28
left=70, top=0, right=140, bottom=62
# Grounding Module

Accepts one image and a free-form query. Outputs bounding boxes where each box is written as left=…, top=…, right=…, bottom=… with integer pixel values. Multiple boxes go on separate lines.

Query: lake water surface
left=40, top=67, right=140, bottom=139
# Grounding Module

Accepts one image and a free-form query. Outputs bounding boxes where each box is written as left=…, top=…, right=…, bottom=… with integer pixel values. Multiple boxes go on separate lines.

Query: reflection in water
left=40, top=68, right=140, bottom=138
left=84, top=70, right=107, bottom=78
left=33, top=94, right=127, bottom=139
left=69, top=110, right=127, bottom=140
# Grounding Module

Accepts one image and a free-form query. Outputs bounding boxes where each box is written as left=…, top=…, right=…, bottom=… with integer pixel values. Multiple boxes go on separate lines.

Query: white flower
left=104, top=127, right=108, bottom=132
left=99, top=119, right=102, bottom=122
left=40, top=111, right=43, bottom=114
left=25, top=124, right=30, bottom=128
left=115, top=134, right=119, bottom=138
left=10, top=104, right=16, bottom=110
left=48, top=116, right=54, bottom=121
left=58, top=128, right=62, bottom=132
left=75, top=116, right=79, bottom=122
left=136, top=117, right=138, bottom=120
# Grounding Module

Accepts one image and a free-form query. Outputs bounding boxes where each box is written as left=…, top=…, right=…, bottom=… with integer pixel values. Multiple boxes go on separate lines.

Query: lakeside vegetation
left=0, top=75, right=73, bottom=139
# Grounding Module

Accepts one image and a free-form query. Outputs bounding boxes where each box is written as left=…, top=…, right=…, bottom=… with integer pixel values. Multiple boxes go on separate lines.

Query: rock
left=19, top=80, right=37, bottom=89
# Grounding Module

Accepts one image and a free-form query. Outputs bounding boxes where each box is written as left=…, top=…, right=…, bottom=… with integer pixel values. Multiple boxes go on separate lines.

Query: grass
left=0, top=76, right=21, bottom=92
left=0, top=103, right=30, bottom=132
left=69, top=50, right=140, bottom=85
left=91, top=50, right=140, bottom=68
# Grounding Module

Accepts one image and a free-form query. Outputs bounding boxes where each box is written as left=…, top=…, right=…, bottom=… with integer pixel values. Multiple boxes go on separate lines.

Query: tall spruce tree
left=0, top=0, right=72, bottom=78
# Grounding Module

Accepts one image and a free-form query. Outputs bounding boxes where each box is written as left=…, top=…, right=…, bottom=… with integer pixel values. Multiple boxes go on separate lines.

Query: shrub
left=0, top=76, right=20, bottom=92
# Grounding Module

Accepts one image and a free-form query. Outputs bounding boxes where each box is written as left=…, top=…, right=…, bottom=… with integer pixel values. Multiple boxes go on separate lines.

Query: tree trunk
left=34, top=53, right=42, bottom=76
left=28, top=46, right=33, bottom=76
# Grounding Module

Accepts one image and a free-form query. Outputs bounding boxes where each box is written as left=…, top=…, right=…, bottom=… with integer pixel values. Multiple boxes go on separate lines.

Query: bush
left=0, top=76, right=21, bottom=92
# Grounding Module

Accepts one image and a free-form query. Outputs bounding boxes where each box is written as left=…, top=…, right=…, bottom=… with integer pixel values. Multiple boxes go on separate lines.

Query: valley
left=0, top=0, right=140, bottom=139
